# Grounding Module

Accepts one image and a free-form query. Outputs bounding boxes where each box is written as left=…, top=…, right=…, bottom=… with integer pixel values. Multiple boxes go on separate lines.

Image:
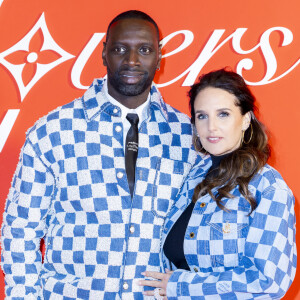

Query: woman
left=139, top=69, right=296, bottom=299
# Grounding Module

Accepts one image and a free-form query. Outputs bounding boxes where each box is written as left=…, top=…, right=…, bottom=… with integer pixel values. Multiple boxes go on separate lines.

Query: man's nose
left=126, top=50, right=140, bottom=66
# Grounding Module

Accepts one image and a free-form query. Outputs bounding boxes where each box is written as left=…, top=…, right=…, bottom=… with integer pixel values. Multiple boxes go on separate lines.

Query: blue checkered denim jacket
left=1, top=79, right=197, bottom=300
left=161, top=155, right=296, bottom=299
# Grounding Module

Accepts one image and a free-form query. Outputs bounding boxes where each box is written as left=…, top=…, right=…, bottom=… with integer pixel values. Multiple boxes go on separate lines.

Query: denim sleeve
left=1, top=139, right=55, bottom=299
left=166, top=188, right=297, bottom=299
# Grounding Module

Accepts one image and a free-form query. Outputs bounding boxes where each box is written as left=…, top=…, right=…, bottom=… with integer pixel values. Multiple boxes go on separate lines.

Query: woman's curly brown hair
left=189, top=68, right=270, bottom=212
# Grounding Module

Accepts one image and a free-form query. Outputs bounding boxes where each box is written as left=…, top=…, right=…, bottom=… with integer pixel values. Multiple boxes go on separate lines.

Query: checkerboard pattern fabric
left=161, top=156, right=297, bottom=299
left=1, top=78, right=196, bottom=299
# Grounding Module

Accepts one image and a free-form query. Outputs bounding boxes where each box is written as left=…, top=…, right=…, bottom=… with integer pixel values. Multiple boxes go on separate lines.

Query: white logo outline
left=0, top=13, right=75, bottom=101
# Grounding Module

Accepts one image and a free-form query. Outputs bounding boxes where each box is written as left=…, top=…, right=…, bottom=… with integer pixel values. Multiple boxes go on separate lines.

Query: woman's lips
left=207, top=137, right=222, bottom=143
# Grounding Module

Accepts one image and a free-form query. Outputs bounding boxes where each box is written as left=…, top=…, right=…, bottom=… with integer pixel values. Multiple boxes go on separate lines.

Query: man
left=1, top=10, right=196, bottom=299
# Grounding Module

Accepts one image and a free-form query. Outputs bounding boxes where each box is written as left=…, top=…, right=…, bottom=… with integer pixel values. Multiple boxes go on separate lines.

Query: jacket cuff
left=166, top=269, right=232, bottom=298
left=166, top=269, right=186, bottom=298
left=5, top=284, right=42, bottom=300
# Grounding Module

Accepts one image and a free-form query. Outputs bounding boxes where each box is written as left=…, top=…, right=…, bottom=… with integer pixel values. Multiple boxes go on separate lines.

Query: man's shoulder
left=164, top=102, right=191, bottom=123
left=27, top=78, right=105, bottom=137
left=151, top=85, right=191, bottom=125
left=26, top=97, right=84, bottom=140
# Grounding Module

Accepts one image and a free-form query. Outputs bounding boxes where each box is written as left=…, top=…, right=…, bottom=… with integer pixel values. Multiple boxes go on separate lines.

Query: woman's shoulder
left=249, top=164, right=294, bottom=199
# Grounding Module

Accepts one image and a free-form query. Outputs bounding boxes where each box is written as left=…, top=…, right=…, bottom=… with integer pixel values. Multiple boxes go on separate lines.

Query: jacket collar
left=81, top=78, right=169, bottom=122
left=187, top=153, right=212, bottom=180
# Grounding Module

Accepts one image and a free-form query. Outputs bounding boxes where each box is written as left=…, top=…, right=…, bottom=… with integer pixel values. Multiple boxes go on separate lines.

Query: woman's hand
left=139, top=269, right=173, bottom=299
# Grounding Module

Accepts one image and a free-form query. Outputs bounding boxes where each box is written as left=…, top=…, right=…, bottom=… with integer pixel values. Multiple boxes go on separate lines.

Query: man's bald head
left=106, top=10, right=160, bottom=43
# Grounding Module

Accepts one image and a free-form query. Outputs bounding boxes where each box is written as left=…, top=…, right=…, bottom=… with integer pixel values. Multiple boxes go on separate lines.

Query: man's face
left=102, top=18, right=161, bottom=100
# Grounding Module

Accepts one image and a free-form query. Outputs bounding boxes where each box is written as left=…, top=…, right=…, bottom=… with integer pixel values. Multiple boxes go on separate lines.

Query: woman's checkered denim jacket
left=1, top=79, right=197, bottom=299
left=161, top=155, right=296, bottom=299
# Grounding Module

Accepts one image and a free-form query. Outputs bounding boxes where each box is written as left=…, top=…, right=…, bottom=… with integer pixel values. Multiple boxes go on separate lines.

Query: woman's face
left=194, top=87, right=250, bottom=156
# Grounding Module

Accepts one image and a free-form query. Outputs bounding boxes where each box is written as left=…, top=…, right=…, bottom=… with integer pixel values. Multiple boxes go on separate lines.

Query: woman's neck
left=210, top=153, right=229, bottom=169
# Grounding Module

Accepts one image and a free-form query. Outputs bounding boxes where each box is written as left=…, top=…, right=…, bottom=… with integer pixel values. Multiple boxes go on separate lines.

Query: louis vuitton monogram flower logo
left=0, top=13, right=74, bottom=101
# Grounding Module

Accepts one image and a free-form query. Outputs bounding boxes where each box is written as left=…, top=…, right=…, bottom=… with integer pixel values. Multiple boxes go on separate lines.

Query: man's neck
left=107, top=81, right=150, bottom=109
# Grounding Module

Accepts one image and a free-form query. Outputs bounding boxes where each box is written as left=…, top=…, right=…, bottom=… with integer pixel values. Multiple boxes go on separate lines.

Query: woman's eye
left=219, top=111, right=229, bottom=117
left=196, top=113, right=207, bottom=120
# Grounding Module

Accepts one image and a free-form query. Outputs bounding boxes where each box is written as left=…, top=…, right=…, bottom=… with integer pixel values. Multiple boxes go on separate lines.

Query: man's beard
left=107, top=67, right=153, bottom=96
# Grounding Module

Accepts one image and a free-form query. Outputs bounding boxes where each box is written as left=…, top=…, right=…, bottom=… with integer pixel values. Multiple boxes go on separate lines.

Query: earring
left=242, top=123, right=253, bottom=144
left=193, top=134, right=203, bottom=152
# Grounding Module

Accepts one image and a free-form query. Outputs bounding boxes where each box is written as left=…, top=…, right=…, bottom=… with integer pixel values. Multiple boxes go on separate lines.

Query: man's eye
left=140, top=47, right=152, bottom=54
left=112, top=47, right=126, bottom=54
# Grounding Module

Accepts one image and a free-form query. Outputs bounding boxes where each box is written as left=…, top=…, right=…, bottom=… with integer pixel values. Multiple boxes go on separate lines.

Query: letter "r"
left=0, top=109, right=20, bottom=152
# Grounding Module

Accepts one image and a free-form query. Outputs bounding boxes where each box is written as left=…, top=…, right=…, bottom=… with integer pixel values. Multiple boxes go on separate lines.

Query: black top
left=163, top=154, right=228, bottom=270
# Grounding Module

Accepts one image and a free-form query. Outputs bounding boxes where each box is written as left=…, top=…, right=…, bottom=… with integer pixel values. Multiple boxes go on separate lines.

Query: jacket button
left=123, top=282, right=129, bottom=290
left=193, top=267, right=198, bottom=272
left=190, top=232, right=195, bottom=238
left=115, top=125, right=122, bottom=132
left=117, top=172, right=124, bottom=179
left=139, top=170, right=143, bottom=179
left=113, top=108, right=118, bottom=114
left=200, top=202, right=206, bottom=207
left=129, top=225, right=135, bottom=233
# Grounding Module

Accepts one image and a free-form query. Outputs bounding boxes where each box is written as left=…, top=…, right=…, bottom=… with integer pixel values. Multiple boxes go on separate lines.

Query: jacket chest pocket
left=151, top=158, right=191, bottom=219
left=206, top=210, right=249, bottom=268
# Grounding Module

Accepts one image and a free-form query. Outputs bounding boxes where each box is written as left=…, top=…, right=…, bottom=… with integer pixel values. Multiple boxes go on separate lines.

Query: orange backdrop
left=0, top=0, right=299, bottom=298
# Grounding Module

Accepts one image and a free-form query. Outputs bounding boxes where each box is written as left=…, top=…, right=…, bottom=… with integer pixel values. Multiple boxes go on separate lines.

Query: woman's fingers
left=142, top=271, right=165, bottom=280
left=142, top=287, right=167, bottom=299
left=139, top=270, right=171, bottom=298
left=139, top=279, right=162, bottom=288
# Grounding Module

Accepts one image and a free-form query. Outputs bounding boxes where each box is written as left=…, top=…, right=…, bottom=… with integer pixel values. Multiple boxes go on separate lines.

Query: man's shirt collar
left=82, top=78, right=169, bottom=122
left=103, top=81, right=150, bottom=125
